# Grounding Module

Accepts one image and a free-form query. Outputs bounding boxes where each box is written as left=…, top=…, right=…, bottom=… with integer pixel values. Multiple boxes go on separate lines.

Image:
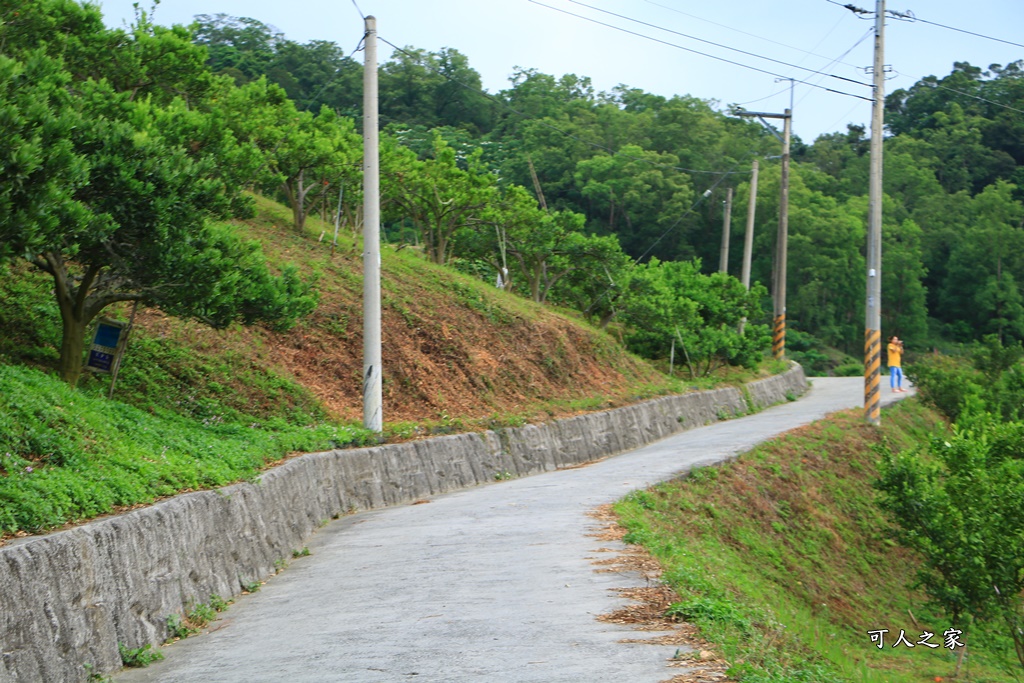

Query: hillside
left=2, top=194, right=689, bottom=429
left=615, top=400, right=1019, bottom=681
left=2, top=193, right=772, bottom=538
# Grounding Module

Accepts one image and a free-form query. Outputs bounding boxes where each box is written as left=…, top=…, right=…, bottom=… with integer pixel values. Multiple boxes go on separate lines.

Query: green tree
left=877, top=414, right=1024, bottom=670
left=574, top=145, right=693, bottom=260
left=882, top=218, right=929, bottom=344
left=619, top=259, right=769, bottom=374
left=0, top=54, right=316, bottom=386
left=382, top=133, right=496, bottom=265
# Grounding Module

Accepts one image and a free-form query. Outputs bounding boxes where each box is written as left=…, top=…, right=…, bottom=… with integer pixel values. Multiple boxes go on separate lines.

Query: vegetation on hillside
left=616, top=400, right=1022, bottom=681
left=185, top=13, right=1024, bottom=359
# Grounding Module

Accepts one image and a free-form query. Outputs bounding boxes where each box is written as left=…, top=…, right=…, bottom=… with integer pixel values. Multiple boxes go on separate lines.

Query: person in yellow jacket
left=887, top=336, right=905, bottom=392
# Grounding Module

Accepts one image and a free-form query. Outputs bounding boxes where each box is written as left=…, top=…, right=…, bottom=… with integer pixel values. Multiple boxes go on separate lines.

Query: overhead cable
left=567, top=0, right=871, bottom=88
left=887, top=9, right=1024, bottom=50
left=527, top=0, right=874, bottom=103
left=644, top=0, right=862, bottom=70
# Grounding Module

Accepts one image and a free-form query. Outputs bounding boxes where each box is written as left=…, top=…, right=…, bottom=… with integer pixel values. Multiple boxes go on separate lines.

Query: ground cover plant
left=0, top=195, right=780, bottom=540
left=615, top=400, right=1020, bottom=681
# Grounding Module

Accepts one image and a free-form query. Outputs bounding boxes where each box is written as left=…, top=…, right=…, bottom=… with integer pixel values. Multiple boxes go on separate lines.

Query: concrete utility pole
left=362, top=16, right=382, bottom=432
left=775, top=110, right=791, bottom=361
left=864, top=0, right=886, bottom=426
left=735, top=109, right=791, bottom=359
left=738, top=160, right=759, bottom=336
left=741, top=160, right=759, bottom=291
left=719, top=187, right=733, bottom=273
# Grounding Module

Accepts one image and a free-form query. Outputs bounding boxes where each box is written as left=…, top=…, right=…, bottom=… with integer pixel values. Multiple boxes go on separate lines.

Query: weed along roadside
left=0, top=366, right=806, bottom=682
left=611, top=398, right=1016, bottom=682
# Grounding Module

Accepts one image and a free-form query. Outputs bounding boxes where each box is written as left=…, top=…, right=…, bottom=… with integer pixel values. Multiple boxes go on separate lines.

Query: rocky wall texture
left=0, top=364, right=805, bottom=682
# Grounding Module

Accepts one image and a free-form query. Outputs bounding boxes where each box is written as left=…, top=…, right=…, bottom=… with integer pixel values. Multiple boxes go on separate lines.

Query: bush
left=905, top=354, right=983, bottom=422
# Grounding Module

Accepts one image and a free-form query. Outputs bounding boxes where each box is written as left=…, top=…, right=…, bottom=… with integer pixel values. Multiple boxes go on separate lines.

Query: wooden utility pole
left=719, top=187, right=733, bottom=273
left=362, top=16, right=382, bottom=432
left=864, top=0, right=886, bottom=425
left=735, top=109, right=791, bottom=359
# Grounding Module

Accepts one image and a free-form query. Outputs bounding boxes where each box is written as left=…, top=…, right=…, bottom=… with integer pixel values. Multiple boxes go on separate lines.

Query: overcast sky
left=98, top=0, right=1024, bottom=147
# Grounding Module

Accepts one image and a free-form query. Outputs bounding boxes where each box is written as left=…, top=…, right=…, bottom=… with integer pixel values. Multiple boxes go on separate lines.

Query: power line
left=350, top=0, right=366, bottom=20
left=644, top=0, right=863, bottom=70
left=890, top=71, right=1024, bottom=117
left=377, top=34, right=751, bottom=176
left=566, top=0, right=872, bottom=89
left=824, top=0, right=874, bottom=19
left=887, top=9, right=1024, bottom=50
left=795, top=28, right=873, bottom=107
left=528, top=0, right=874, bottom=103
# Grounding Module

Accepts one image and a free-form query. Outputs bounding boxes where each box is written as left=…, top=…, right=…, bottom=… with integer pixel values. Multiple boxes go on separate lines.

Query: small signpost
left=85, top=313, right=134, bottom=398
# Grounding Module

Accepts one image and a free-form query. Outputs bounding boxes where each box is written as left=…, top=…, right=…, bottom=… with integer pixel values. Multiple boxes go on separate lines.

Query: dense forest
left=3, top=1, right=1024, bottom=376
left=191, top=11, right=1024, bottom=356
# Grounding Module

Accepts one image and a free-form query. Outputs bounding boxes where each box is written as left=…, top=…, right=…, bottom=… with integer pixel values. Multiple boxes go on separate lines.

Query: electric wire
left=887, top=9, right=1024, bottom=50
left=527, top=0, right=874, bottom=103
left=566, top=0, right=872, bottom=88
left=890, top=70, right=1024, bottom=117
left=795, top=28, right=873, bottom=107
left=377, top=34, right=752, bottom=176
left=644, top=0, right=863, bottom=70
left=350, top=0, right=366, bottom=21
left=824, top=0, right=874, bottom=20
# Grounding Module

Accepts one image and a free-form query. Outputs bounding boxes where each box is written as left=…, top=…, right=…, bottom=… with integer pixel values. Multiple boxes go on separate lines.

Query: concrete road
left=117, top=378, right=912, bottom=683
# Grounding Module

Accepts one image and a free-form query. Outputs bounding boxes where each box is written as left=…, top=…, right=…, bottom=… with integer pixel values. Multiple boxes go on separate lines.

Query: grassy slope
left=2, top=193, right=739, bottom=537
left=616, top=400, right=1019, bottom=682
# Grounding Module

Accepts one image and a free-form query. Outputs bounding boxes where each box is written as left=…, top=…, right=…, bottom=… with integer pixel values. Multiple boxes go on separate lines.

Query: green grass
left=0, top=363, right=373, bottom=535
left=615, top=400, right=1020, bottom=682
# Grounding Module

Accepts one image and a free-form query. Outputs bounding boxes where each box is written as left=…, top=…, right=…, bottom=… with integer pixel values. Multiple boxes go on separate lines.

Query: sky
left=97, top=0, right=1024, bottom=145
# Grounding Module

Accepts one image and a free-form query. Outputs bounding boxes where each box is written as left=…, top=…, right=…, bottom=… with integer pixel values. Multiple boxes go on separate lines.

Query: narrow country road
left=116, top=378, right=912, bottom=683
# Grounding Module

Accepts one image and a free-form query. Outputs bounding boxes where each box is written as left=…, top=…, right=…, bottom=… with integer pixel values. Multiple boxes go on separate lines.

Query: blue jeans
left=890, top=366, right=902, bottom=389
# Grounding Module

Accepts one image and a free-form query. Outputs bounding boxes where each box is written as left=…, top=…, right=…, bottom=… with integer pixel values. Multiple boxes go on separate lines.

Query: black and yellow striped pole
left=864, top=328, right=881, bottom=423
left=864, top=0, right=885, bottom=426
left=773, top=314, right=786, bottom=360
left=736, top=107, right=791, bottom=361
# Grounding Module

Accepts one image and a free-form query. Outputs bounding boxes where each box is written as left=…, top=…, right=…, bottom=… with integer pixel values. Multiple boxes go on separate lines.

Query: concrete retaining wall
left=0, top=364, right=805, bottom=682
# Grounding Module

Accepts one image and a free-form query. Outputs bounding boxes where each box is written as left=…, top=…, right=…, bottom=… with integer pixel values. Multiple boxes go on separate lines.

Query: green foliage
left=118, top=643, right=163, bottom=668
left=0, top=46, right=318, bottom=386
left=619, top=259, right=769, bottom=375
left=0, top=363, right=370, bottom=535
left=905, top=354, right=984, bottom=422
left=666, top=596, right=751, bottom=634
left=877, top=414, right=1024, bottom=667
left=615, top=402, right=1013, bottom=680
left=165, top=614, right=197, bottom=641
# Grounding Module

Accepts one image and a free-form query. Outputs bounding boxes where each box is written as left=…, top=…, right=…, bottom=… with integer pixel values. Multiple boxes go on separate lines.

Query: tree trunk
left=58, top=314, right=89, bottom=388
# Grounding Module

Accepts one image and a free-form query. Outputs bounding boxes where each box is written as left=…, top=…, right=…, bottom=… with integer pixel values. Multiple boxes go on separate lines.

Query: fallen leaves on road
left=587, top=504, right=736, bottom=683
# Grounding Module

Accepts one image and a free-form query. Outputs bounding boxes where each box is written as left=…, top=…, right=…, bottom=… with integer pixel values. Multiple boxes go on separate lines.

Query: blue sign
left=86, top=320, right=127, bottom=374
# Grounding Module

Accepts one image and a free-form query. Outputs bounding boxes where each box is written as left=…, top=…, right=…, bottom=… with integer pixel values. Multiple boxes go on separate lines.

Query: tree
left=574, top=145, right=693, bottom=260
left=0, top=54, right=316, bottom=386
left=940, top=181, right=1024, bottom=341
left=272, top=106, right=360, bottom=233
left=877, top=413, right=1024, bottom=671
left=382, top=133, right=496, bottom=265
left=619, top=259, right=769, bottom=374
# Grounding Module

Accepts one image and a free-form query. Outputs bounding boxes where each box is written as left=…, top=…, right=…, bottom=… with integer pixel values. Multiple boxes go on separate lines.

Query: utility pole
left=741, top=160, right=759, bottom=291
left=775, top=109, right=791, bottom=361
left=864, top=0, right=885, bottom=426
left=738, top=160, right=759, bottom=335
left=735, top=109, right=791, bottom=359
left=719, top=187, right=733, bottom=273
left=362, top=16, right=382, bottom=432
